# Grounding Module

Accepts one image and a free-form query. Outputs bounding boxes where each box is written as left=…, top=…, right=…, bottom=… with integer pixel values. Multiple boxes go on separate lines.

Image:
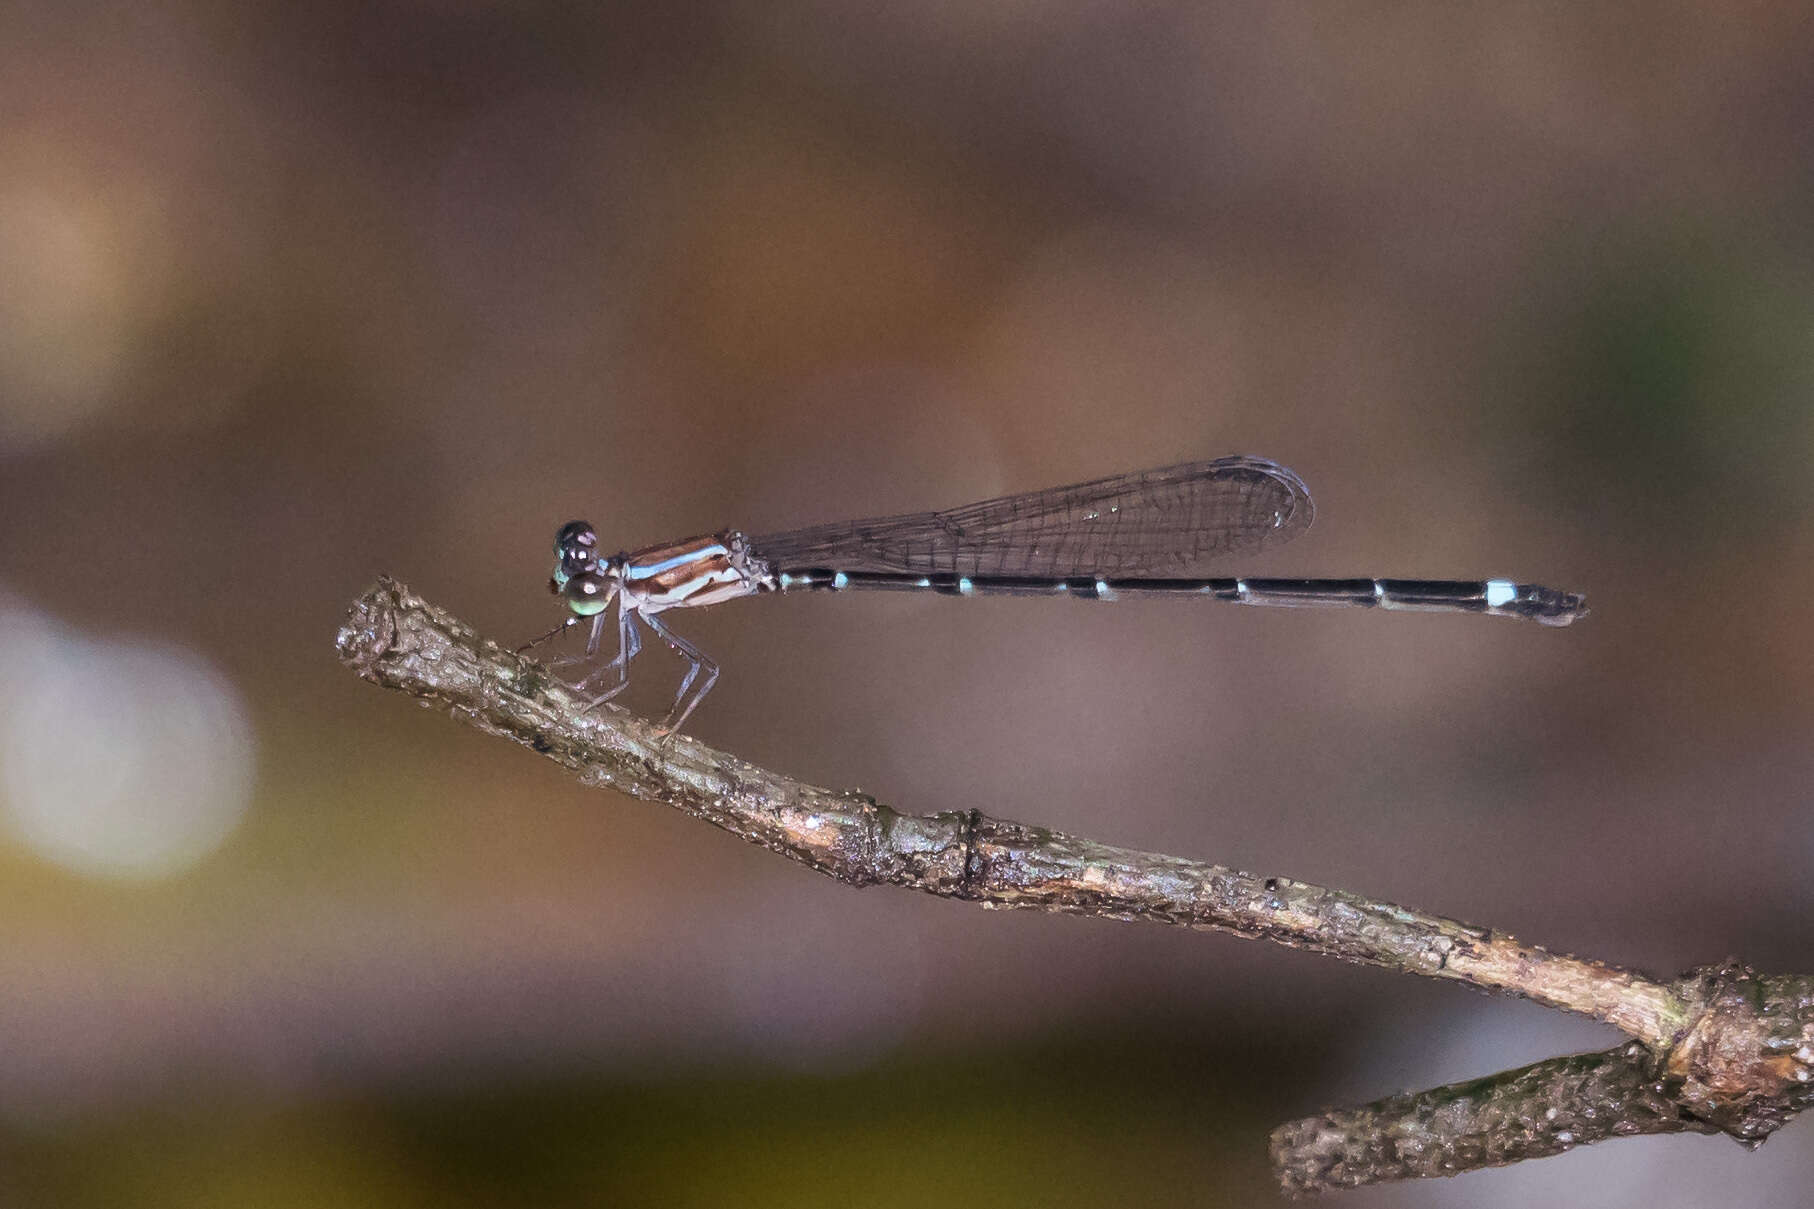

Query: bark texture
left=336, top=579, right=1814, bottom=1195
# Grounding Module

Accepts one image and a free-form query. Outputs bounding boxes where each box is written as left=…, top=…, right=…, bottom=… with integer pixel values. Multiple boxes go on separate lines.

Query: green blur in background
left=2, top=4, right=1813, bottom=1206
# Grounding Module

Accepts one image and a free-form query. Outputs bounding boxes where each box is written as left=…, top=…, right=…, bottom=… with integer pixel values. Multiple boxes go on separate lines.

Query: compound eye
left=559, top=548, right=597, bottom=580
left=554, top=520, right=598, bottom=558
left=562, top=570, right=612, bottom=616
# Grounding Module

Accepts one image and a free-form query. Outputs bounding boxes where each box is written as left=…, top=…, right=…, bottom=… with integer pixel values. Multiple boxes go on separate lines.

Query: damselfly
left=532, top=457, right=1584, bottom=734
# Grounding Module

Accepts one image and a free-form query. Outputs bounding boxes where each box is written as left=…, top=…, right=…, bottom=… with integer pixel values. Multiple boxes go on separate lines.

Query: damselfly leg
left=641, top=611, right=720, bottom=736
left=576, top=599, right=643, bottom=708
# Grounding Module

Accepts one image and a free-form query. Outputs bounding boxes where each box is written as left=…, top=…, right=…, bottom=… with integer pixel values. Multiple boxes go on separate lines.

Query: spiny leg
left=578, top=599, right=642, bottom=709
left=640, top=611, right=719, bottom=736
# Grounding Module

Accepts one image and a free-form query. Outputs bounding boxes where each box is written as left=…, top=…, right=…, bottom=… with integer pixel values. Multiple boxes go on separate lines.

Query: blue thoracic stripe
left=626, top=545, right=729, bottom=580
left=769, top=568, right=1575, bottom=620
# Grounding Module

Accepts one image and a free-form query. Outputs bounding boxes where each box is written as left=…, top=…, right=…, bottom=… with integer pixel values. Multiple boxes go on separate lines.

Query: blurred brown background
left=3, top=3, right=1813, bottom=1205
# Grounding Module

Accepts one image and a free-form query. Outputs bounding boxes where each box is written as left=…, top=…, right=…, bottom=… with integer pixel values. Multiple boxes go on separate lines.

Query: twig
left=335, top=578, right=1814, bottom=1193
left=332, top=580, right=1682, bottom=1031
left=1271, top=1042, right=1716, bottom=1192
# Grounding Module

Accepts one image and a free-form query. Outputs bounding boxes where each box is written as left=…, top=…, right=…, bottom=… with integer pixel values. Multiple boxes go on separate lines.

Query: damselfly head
left=554, top=520, right=598, bottom=556
left=551, top=520, right=601, bottom=590
left=561, top=569, right=614, bottom=616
